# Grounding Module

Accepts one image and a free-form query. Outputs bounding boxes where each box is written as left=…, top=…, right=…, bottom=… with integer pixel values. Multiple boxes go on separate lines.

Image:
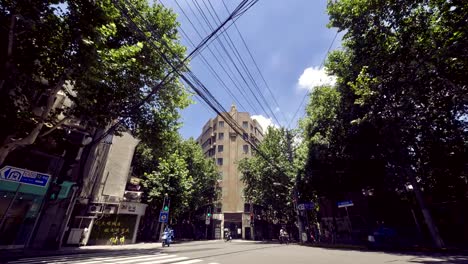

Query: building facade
left=197, top=105, right=263, bottom=240
left=66, top=132, right=147, bottom=246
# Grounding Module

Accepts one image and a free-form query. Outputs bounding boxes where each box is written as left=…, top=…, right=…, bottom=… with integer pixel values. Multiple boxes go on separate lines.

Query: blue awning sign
left=0, top=166, right=50, bottom=188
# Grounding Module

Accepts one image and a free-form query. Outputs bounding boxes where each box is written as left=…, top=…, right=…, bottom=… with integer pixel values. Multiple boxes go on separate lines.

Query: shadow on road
left=408, top=255, right=468, bottom=264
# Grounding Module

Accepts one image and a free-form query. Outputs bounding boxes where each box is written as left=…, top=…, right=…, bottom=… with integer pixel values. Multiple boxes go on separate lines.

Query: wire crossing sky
left=160, top=0, right=342, bottom=137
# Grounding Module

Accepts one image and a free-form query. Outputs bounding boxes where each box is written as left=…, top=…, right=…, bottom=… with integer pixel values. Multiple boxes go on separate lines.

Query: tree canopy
left=0, top=0, right=190, bottom=165
left=140, top=137, right=220, bottom=224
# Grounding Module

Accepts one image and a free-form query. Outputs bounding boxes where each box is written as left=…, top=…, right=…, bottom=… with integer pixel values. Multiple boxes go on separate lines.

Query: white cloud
left=297, top=66, right=336, bottom=90
left=251, top=115, right=278, bottom=131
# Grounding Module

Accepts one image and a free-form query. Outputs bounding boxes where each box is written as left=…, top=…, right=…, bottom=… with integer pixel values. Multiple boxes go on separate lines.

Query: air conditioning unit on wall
left=88, top=204, right=103, bottom=214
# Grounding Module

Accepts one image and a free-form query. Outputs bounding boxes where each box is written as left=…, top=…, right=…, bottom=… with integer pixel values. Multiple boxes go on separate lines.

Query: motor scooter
left=162, top=231, right=172, bottom=247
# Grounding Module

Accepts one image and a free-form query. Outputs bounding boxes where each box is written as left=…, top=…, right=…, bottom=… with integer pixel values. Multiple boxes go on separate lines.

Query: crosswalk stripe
left=8, top=252, right=150, bottom=264
left=9, top=252, right=127, bottom=262
left=170, top=260, right=203, bottom=264
left=53, top=254, right=172, bottom=264
left=112, top=255, right=180, bottom=264
left=8, top=253, right=211, bottom=264
left=130, top=257, right=189, bottom=264
left=8, top=253, right=169, bottom=264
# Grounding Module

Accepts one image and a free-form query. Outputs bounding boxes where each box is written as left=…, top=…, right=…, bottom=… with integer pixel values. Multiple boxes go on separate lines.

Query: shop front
left=0, top=181, right=48, bottom=249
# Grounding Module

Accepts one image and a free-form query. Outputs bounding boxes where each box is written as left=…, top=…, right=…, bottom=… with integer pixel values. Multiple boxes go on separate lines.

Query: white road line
left=112, top=255, right=180, bottom=264
left=9, top=253, right=169, bottom=264
left=7, top=253, right=208, bottom=264
left=131, top=257, right=189, bottom=264
left=63, top=254, right=173, bottom=264
left=171, top=260, right=203, bottom=264
left=9, top=252, right=122, bottom=263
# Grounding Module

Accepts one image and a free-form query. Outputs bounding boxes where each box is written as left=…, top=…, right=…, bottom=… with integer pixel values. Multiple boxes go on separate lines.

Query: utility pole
left=159, top=194, right=170, bottom=242
left=285, top=129, right=304, bottom=243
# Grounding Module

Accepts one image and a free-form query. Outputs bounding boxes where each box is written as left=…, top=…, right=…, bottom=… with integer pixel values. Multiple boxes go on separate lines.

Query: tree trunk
left=0, top=74, right=69, bottom=167
left=407, top=169, right=445, bottom=249
left=0, top=13, right=17, bottom=92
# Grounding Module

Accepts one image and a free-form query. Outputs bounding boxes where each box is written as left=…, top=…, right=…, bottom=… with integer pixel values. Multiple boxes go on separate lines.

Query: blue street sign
left=298, top=202, right=315, bottom=211
left=337, top=200, right=354, bottom=208
left=159, top=211, right=169, bottom=223
left=0, top=166, right=50, bottom=187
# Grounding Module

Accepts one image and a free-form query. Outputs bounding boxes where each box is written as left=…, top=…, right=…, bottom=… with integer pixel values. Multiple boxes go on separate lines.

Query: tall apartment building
left=197, top=105, right=263, bottom=239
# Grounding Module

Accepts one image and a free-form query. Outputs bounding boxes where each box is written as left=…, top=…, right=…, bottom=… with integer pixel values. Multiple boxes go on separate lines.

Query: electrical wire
left=198, top=0, right=281, bottom=126
left=221, top=0, right=288, bottom=126
left=287, top=31, right=339, bottom=129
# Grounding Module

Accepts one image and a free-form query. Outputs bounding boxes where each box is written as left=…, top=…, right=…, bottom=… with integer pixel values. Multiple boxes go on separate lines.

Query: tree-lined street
left=1, top=0, right=467, bottom=260
left=4, top=240, right=468, bottom=264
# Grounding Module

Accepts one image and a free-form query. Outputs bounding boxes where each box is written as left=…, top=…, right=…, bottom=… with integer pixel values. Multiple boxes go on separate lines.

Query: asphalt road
left=5, top=240, right=468, bottom=264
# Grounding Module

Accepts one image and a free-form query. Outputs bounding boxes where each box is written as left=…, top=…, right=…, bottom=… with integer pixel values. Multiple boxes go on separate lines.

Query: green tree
left=0, top=0, right=190, bottom=165
left=239, top=127, right=296, bottom=223
left=303, top=0, right=468, bottom=248
left=140, top=137, right=220, bottom=237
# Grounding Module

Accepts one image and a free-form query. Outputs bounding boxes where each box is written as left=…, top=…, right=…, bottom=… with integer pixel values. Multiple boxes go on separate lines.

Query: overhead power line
left=93, top=0, right=255, bottom=144
left=220, top=0, right=288, bottom=126
left=287, top=31, right=339, bottom=129
left=114, top=0, right=293, bottom=178
left=169, top=0, right=256, bottom=113
left=199, top=0, right=282, bottom=126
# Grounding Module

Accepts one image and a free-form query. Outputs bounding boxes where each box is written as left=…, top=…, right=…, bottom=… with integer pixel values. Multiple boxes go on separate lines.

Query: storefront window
left=0, top=181, right=48, bottom=248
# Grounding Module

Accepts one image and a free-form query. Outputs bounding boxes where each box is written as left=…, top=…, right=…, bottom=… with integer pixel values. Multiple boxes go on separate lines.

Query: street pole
left=286, top=129, right=304, bottom=243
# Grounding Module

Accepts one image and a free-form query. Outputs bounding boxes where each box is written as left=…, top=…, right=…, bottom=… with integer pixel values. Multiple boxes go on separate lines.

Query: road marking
left=7, top=253, right=171, bottom=264
left=134, top=257, right=189, bottom=264
left=170, top=260, right=203, bottom=264
left=7, top=253, right=210, bottom=264
left=116, top=255, right=181, bottom=264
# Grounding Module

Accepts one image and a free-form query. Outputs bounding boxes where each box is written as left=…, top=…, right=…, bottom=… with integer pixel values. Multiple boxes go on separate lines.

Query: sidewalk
left=302, top=241, right=468, bottom=255
left=0, top=242, right=162, bottom=263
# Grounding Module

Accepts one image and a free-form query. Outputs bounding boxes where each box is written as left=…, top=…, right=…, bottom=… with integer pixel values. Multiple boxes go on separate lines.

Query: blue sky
left=160, top=0, right=341, bottom=139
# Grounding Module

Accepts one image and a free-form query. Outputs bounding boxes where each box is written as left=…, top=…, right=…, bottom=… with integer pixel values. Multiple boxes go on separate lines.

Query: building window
left=243, top=145, right=249, bottom=154
left=242, top=121, right=248, bottom=129
left=250, top=124, right=253, bottom=131
left=244, top=203, right=251, bottom=213
left=219, top=121, right=224, bottom=128
left=218, top=132, right=224, bottom=140
left=243, top=133, right=249, bottom=140
left=217, top=158, right=223, bottom=165
left=213, top=123, right=217, bottom=130
left=218, top=145, right=224, bottom=152
left=202, top=138, right=211, bottom=149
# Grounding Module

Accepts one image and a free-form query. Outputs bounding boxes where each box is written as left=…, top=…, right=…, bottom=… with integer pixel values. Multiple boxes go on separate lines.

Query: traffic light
left=49, top=183, right=62, bottom=201
left=207, top=212, right=212, bottom=217
left=206, top=206, right=212, bottom=217
left=162, top=194, right=170, bottom=212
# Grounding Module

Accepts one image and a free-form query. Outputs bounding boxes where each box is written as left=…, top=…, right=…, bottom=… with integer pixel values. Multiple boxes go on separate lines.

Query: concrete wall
left=99, top=133, right=139, bottom=199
